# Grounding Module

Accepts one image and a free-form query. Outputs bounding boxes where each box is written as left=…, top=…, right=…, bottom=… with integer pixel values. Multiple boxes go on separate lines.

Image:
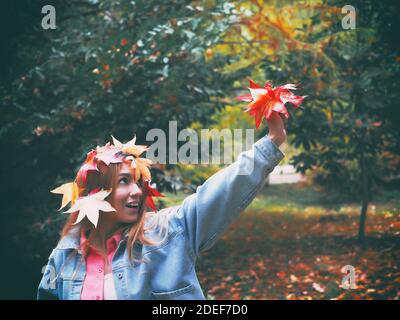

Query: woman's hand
left=266, top=112, right=287, bottom=147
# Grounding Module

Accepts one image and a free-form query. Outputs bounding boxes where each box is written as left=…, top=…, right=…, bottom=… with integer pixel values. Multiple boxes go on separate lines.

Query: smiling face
left=107, top=162, right=144, bottom=224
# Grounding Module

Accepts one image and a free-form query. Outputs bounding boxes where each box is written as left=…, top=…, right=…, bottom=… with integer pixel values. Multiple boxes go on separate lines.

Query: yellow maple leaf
left=135, top=158, right=153, bottom=181
left=51, top=182, right=80, bottom=210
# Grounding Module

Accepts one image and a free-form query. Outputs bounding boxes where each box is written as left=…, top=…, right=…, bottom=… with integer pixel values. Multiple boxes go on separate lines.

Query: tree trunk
left=358, top=148, right=369, bottom=242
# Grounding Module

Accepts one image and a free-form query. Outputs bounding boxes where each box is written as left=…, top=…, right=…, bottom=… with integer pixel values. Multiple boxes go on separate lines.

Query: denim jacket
left=37, top=136, right=284, bottom=300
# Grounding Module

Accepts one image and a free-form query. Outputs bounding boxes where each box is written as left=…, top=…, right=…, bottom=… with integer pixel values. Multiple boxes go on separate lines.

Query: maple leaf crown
left=51, top=135, right=164, bottom=221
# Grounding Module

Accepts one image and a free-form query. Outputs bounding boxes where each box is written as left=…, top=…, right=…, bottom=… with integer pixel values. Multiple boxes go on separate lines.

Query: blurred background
left=0, top=0, right=399, bottom=299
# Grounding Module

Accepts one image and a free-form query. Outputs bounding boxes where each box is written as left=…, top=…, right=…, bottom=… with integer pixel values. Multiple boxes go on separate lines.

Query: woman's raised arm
left=175, top=114, right=286, bottom=257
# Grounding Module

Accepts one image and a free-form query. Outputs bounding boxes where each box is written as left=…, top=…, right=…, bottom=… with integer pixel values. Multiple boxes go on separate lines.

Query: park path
left=268, top=165, right=307, bottom=185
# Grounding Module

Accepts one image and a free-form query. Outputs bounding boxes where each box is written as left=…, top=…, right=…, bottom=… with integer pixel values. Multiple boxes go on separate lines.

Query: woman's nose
left=129, top=183, right=143, bottom=197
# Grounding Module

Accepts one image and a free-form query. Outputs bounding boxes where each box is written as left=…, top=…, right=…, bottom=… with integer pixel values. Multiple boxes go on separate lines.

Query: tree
left=0, top=0, right=246, bottom=206
left=0, top=0, right=248, bottom=298
left=208, top=0, right=400, bottom=241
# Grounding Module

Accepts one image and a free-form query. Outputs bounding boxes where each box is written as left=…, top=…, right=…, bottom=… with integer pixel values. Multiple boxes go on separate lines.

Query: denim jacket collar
left=55, top=226, right=81, bottom=250
left=55, top=225, right=129, bottom=251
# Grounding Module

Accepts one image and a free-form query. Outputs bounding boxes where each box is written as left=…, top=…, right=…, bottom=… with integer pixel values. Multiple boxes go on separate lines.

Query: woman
left=37, top=112, right=286, bottom=300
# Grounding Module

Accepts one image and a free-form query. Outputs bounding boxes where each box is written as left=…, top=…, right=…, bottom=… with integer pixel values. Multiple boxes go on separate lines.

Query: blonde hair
left=60, top=157, right=170, bottom=261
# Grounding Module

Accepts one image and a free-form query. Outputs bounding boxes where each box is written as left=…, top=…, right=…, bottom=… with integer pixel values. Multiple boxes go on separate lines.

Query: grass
left=159, top=182, right=400, bottom=218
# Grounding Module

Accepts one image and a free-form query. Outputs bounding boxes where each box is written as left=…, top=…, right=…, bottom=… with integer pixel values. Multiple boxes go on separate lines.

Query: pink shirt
left=80, top=229, right=122, bottom=300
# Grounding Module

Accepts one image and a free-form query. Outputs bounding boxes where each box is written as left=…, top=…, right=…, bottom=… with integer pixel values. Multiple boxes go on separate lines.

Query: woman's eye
left=119, top=178, right=129, bottom=184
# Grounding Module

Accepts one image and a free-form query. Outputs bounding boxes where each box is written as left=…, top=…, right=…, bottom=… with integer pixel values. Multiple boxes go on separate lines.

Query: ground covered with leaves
left=188, top=184, right=400, bottom=300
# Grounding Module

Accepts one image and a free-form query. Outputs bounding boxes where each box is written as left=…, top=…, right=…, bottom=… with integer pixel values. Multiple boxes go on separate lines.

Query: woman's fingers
left=267, top=111, right=287, bottom=146
left=267, top=112, right=285, bottom=133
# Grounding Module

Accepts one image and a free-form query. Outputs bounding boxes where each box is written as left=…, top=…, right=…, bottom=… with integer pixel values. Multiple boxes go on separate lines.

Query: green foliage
left=0, top=0, right=247, bottom=207
left=254, top=0, right=400, bottom=201
left=202, top=0, right=400, bottom=200
left=0, top=0, right=248, bottom=297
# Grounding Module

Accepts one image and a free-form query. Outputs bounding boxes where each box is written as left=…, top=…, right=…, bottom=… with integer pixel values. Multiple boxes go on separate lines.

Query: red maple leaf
left=76, top=149, right=99, bottom=187
left=237, top=79, right=306, bottom=129
left=144, top=181, right=164, bottom=212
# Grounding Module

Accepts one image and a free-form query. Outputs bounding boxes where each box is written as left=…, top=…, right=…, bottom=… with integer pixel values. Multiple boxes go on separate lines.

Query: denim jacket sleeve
left=177, top=136, right=285, bottom=257
left=37, top=249, right=60, bottom=300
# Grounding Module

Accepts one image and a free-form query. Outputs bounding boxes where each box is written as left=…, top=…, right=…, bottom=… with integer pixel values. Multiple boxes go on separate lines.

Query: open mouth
left=125, top=203, right=139, bottom=209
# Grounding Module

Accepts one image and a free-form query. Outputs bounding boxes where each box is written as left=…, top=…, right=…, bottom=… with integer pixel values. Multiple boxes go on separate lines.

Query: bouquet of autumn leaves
left=237, top=80, right=306, bottom=128
left=51, top=136, right=163, bottom=228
